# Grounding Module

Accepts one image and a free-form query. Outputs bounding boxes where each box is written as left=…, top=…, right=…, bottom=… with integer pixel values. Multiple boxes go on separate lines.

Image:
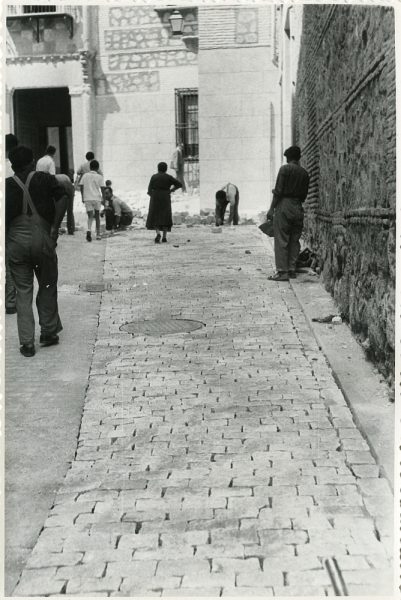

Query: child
left=79, top=159, right=105, bottom=241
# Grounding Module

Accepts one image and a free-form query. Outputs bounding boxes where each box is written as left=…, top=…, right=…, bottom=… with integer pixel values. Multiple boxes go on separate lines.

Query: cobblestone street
left=11, top=225, right=394, bottom=597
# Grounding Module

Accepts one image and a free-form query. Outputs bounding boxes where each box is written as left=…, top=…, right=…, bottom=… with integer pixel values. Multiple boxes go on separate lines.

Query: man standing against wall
left=267, top=145, right=310, bottom=281
left=170, top=142, right=186, bottom=192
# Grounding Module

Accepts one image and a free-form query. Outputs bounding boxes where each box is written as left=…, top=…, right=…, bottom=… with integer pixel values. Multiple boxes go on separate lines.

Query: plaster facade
left=198, top=5, right=281, bottom=212
left=5, top=3, right=284, bottom=216
left=94, top=5, right=198, bottom=192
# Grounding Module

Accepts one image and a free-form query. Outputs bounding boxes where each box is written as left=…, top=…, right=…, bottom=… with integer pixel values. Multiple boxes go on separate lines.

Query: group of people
left=75, top=152, right=134, bottom=241
left=5, top=133, right=309, bottom=359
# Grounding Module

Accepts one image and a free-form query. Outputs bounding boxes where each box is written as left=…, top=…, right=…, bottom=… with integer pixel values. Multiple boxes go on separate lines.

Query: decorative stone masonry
left=104, top=71, right=160, bottom=94
left=105, top=27, right=171, bottom=51
left=295, top=5, right=395, bottom=381
left=109, top=6, right=161, bottom=27
left=235, top=8, right=258, bottom=44
left=108, top=49, right=196, bottom=72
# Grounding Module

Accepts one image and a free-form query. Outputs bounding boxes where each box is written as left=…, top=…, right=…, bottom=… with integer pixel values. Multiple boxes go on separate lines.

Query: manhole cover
left=120, top=318, right=204, bottom=336
left=80, top=283, right=111, bottom=293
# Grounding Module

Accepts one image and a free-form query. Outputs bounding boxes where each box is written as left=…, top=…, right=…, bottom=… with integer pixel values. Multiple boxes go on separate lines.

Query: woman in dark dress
left=146, top=162, right=182, bottom=243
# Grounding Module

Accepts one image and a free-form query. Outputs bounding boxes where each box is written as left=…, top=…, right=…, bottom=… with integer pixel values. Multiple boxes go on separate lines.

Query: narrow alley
left=7, top=226, right=394, bottom=597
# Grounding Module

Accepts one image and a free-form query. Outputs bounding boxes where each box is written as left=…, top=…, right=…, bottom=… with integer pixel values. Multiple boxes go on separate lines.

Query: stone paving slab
left=12, top=226, right=394, bottom=597
left=5, top=233, right=106, bottom=595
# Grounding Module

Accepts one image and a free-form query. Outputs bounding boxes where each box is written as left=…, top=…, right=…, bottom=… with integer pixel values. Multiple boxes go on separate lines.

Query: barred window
left=23, top=6, right=56, bottom=13
left=175, top=88, right=198, bottom=159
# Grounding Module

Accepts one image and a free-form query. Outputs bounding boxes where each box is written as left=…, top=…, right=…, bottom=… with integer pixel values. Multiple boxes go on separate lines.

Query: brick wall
left=295, top=5, right=395, bottom=379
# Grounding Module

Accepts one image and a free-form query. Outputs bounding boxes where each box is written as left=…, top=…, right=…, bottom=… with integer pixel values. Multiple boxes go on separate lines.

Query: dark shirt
left=273, top=162, right=310, bottom=202
left=147, top=172, right=182, bottom=195
left=6, top=170, right=66, bottom=231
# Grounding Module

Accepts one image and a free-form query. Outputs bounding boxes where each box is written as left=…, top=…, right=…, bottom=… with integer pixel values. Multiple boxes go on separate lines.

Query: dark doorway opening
left=13, top=87, right=73, bottom=176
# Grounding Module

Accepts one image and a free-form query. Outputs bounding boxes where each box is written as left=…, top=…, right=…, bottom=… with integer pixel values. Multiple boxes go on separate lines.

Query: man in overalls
left=6, top=146, right=67, bottom=357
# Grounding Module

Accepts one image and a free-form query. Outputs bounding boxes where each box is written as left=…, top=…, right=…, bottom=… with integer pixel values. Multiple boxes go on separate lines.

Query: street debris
left=312, top=314, right=337, bottom=323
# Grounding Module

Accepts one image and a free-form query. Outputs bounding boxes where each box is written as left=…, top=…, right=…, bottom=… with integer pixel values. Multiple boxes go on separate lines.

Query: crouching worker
left=102, top=186, right=133, bottom=231
left=215, top=182, right=239, bottom=226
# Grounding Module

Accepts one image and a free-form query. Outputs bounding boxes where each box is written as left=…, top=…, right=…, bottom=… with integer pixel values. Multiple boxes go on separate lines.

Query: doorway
left=13, top=87, right=73, bottom=176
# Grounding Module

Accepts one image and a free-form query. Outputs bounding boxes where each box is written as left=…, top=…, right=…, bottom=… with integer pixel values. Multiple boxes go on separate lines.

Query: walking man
left=215, top=182, right=240, bottom=226
left=170, top=142, right=186, bottom=192
left=6, top=146, right=67, bottom=357
left=267, top=145, right=310, bottom=281
left=36, top=145, right=57, bottom=175
left=55, top=173, right=75, bottom=235
left=79, top=159, right=105, bottom=241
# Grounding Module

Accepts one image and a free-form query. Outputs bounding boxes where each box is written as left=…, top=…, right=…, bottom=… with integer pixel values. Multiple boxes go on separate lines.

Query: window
left=23, top=6, right=56, bottom=13
left=175, top=88, right=198, bottom=159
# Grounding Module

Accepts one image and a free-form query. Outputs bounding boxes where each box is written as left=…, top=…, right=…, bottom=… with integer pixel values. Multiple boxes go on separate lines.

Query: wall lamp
left=169, top=10, right=184, bottom=35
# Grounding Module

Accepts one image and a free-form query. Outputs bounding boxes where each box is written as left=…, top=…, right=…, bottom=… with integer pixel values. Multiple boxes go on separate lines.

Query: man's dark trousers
left=119, top=214, right=133, bottom=228
left=5, top=256, right=16, bottom=310
left=7, top=216, right=62, bottom=346
left=67, top=192, right=75, bottom=234
left=215, top=199, right=239, bottom=226
left=105, top=208, right=115, bottom=231
left=273, top=197, right=304, bottom=273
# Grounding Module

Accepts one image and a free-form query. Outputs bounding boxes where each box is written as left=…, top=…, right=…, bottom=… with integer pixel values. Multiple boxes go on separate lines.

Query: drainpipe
left=81, top=4, right=94, bottom=152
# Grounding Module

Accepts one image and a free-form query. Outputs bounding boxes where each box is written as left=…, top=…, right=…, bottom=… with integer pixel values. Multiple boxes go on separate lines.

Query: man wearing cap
left=266, top=145, right=310, bottom=281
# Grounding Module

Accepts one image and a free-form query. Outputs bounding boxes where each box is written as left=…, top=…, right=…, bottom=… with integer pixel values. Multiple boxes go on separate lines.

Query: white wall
left=199, top=47, right=280, bottom=214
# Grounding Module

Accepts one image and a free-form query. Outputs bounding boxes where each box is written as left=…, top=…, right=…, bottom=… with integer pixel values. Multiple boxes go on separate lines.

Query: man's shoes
left=288, top=271, right=296, bottom=279
left=6, top=306, right=17, bottom=314
left=155, top=234, right=161, bottom=244
left=96, top=234, right=102, bottom=240
left=268, top=272, right=289, bottom=281
left=86, top=231, right=92, bottom=242
left=40, top=334, right=59, bottom=347
left=162, top=237, right=167, bottom=243
left=20, top=344, right=35, bottom=357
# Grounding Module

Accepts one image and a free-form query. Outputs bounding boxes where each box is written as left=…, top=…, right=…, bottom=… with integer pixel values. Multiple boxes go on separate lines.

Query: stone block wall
left=295, top=5, right=395, bottom=379
left=94, top=5, right=198, bottom=191
left=198, top=5, right=281, bottom=214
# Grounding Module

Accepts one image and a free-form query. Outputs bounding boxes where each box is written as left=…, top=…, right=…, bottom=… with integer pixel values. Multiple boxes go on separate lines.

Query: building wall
left=5, top=5, right=94, bottom=171
left=198, top=5, right=281, bottom=213
left=94, top=5, right=198, bottom=191
left=295, top=5, right=396, bottom=378
left=6, top=5, right=84, bottom=55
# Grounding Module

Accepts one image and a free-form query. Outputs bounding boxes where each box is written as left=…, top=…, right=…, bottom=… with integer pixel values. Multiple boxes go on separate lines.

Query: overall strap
left=13, top=172, right=37, bottom=216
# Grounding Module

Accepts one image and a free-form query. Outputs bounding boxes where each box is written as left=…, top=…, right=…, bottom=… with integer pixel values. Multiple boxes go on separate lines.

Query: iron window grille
left=23, top=6, right=57, bottom=13
left=175, top=88, right=199, bottom=160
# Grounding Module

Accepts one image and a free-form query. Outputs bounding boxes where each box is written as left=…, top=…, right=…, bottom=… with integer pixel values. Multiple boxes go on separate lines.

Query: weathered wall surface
left=295, top=5, right=395, bottom=379
left=6, top=6, right=84, bottom=55
left=94, top=5, right=198, bottom=192
left=198, top=5, right=281, bottom=213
